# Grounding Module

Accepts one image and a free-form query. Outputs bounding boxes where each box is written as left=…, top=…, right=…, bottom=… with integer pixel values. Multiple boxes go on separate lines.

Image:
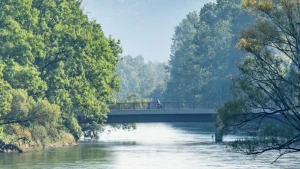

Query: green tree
left=218, top=0, right=300, bottom=160
left=0, top=89, right=65, bottom=153
left=0, top=62, right=12, bottom=119
left=29, top=0, right=121, bottom=138
left=115, top=55, right=168, bottom=101
left=165, top=12, right=199, bottom=101
left=0, top=0, right=122, bottom=151
left=165, top=0, right=253, bottom=104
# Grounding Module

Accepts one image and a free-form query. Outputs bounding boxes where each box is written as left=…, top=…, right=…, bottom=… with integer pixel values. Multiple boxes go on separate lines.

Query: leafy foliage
left=0, top=0, right=121, bottom=152
left=0, top=89, right=63, bottom=152
left=116, top=55, right=168, bottom=101
left=165, top=0, right=254, bottom=103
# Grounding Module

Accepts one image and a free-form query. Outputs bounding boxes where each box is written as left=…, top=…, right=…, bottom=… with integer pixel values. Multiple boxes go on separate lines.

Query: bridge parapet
left=109, top=109, right=216, bottom=115
left=109, top=102, right=219, bottom=111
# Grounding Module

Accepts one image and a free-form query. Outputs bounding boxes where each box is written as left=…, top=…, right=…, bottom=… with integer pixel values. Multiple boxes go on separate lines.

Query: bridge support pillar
left=213, top=114, right=223, bottom=143
left=215, top=126, right=223, bottom=143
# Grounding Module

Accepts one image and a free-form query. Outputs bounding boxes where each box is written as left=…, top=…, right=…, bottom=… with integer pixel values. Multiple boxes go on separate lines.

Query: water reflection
left=0, top=143, right=113, bottom=169
left=0, top=123, right=299, bottom=169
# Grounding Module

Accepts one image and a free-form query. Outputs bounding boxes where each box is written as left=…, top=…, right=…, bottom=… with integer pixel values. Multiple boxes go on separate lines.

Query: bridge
left=107, top=102, right=218, bottom=123
left=107, top=102, right=223, bottom=142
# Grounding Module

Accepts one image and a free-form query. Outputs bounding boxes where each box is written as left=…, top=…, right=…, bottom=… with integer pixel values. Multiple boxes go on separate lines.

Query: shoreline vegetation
left=0, top=133, right=76, bottom=153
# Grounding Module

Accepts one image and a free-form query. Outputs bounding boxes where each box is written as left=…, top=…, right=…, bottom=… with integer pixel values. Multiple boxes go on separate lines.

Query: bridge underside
left=107, top=114, right=215, bottom=123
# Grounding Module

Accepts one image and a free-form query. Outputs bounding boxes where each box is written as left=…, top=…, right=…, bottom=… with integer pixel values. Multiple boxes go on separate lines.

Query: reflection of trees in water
left=168, top=122, right=215, bottom=134
left=0, top=144, right=112, bottom=166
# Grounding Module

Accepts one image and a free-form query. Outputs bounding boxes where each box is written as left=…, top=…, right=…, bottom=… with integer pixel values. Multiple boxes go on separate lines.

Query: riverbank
left=0, top=132, right=76, bottom=153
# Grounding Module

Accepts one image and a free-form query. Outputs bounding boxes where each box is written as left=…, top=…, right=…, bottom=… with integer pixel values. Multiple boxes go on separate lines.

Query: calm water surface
left=0, top=123, right=299, bottom=169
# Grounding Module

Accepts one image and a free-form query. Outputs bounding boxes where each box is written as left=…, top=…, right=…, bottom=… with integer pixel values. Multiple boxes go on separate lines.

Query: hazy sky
left=82, top=0, right=215, bottom=62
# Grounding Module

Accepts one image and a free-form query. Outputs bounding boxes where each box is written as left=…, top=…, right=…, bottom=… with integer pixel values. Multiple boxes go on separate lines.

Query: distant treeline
left=115, top=55, right=168, bottom=102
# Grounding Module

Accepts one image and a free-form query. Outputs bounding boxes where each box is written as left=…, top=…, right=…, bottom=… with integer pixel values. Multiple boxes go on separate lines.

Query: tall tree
left=0, top=0, right=121, bottom=151
left=218, top=0, right=300, bottom=160
left=33, top=0, right=122, bottom=138
left=165, top=0, right=253, bottom=103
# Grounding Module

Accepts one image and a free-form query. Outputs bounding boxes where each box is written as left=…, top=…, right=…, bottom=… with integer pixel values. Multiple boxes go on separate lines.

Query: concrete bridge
left=107, top=102, right=223, bottom=142
left=107, top=102, right=217, bottom=123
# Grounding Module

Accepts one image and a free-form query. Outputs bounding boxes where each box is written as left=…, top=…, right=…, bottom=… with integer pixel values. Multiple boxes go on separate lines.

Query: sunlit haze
left=1, top=1, right=298, bottom=168
left=82, top=0, right=215, bottom=62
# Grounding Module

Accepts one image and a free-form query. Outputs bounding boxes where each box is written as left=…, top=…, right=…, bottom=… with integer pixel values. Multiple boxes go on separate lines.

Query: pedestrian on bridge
left=156, top=99, right=162, bottom=109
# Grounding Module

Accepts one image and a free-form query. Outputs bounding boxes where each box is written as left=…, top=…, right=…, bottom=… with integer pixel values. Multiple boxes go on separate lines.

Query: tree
left=165, top=12, right=199, bottom=101
left=0, top=0, right=122, bottom=151
left=218, top=0, right=300, bottom=161
left=165, top=0, right=253, bottom=103
left=115, top=55, right=168, bottom=101
left=28, top=0, right=122, bottom=138
left=0, top=62, right=12, bottom=119
left=0, top=89, right=65, bottom=153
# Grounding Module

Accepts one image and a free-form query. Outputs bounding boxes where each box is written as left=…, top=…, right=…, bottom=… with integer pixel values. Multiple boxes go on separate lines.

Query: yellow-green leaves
left=243, top=0, right=273, bottom=12
left=257, top=1, right=273, bottom=12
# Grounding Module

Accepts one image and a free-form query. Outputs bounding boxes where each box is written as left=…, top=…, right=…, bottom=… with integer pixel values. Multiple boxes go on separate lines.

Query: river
left=0, top=123, right=299, bottom=169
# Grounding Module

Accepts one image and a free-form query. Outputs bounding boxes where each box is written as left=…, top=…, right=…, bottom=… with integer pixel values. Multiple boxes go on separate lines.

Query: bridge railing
left=108, top=102, right=219, bottom=110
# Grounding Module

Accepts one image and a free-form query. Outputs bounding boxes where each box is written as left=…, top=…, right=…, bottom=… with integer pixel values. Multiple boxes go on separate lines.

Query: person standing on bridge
left=156, top=99, right=162, bottom=109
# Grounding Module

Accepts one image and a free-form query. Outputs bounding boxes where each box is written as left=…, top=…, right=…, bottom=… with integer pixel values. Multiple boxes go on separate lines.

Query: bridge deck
left=107, top=113, right=216, bottom=123
left=109, top=109, right=216, bottom=115
left=107, top=102, right=217, bottom=123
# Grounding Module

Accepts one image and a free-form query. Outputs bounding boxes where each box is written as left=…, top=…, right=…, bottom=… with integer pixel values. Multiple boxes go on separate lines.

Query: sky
left=82, top=0, right=215, bottom=62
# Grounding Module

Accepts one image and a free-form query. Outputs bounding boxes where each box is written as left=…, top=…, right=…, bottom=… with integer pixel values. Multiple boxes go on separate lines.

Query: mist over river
left=1, top=123, right=299, bottom=169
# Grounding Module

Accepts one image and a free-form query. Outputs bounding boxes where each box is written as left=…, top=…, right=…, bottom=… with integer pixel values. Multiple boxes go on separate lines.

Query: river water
left=0, top=123, right=299, bottom=169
